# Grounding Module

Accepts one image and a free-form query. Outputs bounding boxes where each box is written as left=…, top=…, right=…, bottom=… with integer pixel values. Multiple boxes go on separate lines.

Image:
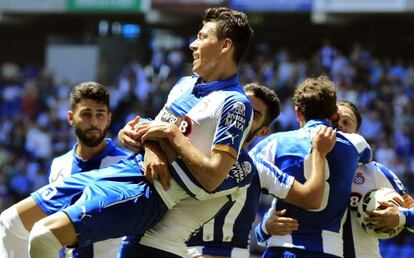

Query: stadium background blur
left=1, top=0, right=414, bottom=256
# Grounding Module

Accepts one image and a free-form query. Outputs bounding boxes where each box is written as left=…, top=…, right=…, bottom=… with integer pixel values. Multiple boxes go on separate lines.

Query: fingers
left=128, top=116, right=141, bottom=127
left=157, top=166, right=171, bottom=191
left=274, top=209, right=287, bottom=216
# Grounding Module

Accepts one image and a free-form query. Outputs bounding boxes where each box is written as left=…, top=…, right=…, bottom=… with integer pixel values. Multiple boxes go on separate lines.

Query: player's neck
left=201, top=62, right=237, bottom=83
left=76, top=140, right=107, bottom=161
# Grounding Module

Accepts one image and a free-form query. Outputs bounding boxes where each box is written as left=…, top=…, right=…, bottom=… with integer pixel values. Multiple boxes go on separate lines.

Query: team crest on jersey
left=224, top=102, right=246, bottom=131
left=159, top=107, right=192, bottom=136
left=353, top=172, right=365, bottom=185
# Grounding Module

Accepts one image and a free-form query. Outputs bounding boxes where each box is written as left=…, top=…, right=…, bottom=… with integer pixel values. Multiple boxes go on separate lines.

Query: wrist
left=399, top=207, right=408, bottom=227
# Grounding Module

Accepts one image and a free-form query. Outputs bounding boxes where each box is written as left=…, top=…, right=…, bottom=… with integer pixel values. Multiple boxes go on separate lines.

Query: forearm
left=168, top=131, right=234, bottom=191
left=285, top=150, right=326, bottom=210
left=302, top=149, right=326, bottom=206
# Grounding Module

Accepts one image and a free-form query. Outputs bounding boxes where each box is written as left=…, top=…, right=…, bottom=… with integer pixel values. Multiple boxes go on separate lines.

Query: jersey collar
left=304, top=119, right=331, bottom=128
left=192, top=74, right=242, bottom=97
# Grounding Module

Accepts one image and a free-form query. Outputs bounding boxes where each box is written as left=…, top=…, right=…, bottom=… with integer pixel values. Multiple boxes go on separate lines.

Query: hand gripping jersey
left=343, top=161, right=414, bottom=258
left=186, top=154, right=295, bottom=258
left=253, top=120, right=372, bottom=258
left=151, top=74, right=253, bottom=208
left=34, top=139, right=128, bottom=258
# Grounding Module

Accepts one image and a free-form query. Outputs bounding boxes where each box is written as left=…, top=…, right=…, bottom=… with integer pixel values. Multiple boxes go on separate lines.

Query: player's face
left=68, top=99, right=111, bottom=147
left=337, top=105, right=358, bottom=134
left=245, top=92, right=268, bottom=142
left=189, top=21, right=224, bottom=81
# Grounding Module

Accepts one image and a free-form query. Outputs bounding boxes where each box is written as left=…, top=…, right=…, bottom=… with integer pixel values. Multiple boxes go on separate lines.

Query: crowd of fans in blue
left=1, top=41, right=413, bottom=256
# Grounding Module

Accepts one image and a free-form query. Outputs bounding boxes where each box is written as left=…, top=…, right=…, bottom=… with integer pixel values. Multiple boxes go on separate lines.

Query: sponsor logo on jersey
left=353, top=172, right=365, bottom=185
left=228, top=160, right=252, bottom=184
left=224, top=102, right=247, bottom=131
left=159, top=107, right=192, bottom=136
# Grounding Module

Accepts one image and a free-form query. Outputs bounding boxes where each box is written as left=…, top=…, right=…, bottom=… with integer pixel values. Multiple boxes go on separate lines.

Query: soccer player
left=334, top=100, right=414, bottom=258
left=117, top=83, right=336, bottom=258
left=0, top=81, right=128, bottom=258
left=1, top=7, right=255, bottom=258
left=253, top=76, right=372, bottom=258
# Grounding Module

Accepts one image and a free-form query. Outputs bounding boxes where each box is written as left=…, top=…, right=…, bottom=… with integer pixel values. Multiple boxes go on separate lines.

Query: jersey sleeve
left=253, top=155, right=294, bottom=199
left=212, top=95, right=252, bottom=159
left=373, top=162, right=408, bottom=195
left=342, top=133, right=372, bottom=163
left=249, top=134, right=277, bottom=164
left=47, top=159, right=57, bottom=183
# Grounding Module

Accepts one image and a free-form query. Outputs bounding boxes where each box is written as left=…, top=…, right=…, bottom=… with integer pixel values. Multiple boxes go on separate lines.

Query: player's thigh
left=63, top=179, right=167, bottom=247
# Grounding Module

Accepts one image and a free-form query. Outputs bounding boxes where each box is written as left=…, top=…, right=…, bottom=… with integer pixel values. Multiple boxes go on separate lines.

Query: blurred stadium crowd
left=1, top=40, right=414, bottom=255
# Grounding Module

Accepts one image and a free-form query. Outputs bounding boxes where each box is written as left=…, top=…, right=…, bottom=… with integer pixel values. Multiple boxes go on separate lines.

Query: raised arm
left=284, top=125, right=336, bottom=209
left=255, top=125, right=336, bottom=210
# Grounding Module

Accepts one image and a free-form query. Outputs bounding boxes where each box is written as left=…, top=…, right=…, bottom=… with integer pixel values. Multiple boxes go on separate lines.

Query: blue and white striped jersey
left=186, top=154, right=295, bottom=257
left=253, top=119, right=372, bottom=257
left=48, top=138, right=128, bottom=183
left=47, top=138, right=128, bottom=258
left=151, top=74, right=253, bottom=208
left=344, top=161, right=413, bottom=258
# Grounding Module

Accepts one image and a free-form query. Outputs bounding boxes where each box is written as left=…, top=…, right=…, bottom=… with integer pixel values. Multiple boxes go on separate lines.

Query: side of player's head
left=337, top=99, right=362, bottom=133
left=293, top=76, right=337, bottom=122
left=70, top=81, right=110, bottom=112
left=244, top=83, right=280, bottom=127
left=202, top=7, right=253, bottom=64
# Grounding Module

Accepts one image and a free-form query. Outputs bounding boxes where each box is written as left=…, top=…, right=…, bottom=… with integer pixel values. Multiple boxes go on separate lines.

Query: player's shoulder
left=336, top=131, right=372, bottom=161
left=51, top=149, right=74, bottom=166
left=172, top=75, right=198, bottom=90
left=105, top=139, right=129, bottom=156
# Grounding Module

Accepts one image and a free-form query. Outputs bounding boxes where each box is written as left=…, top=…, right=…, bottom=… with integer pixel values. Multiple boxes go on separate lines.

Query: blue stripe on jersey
left=400, top=208, right=414, bottom=229
left=253, top=156, right=291, bottom=197
left=188, top=174, right=260, bottom=249
left=343, top=210, right=356, bottom=258
left=374, top=162, right=407, bottom=195
left=73, top=246, right=93, bottom=258
left=168, top=87, right=201, bottom=117
left=201, top=246, right=232, bottom=257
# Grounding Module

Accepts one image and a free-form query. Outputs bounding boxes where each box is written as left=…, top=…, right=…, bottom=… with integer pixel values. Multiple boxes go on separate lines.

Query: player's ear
left=221, top=38, right=233, bottom=54
left=257, top=127, right=270, bottom=137
left=67, top=111, right=74, bottom=126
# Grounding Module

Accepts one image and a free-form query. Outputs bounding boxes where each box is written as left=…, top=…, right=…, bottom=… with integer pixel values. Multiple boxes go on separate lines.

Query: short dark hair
left=337, top=99, right=362, bottom=130
left=244, top=83, right=280, bottom=126
left=293, top=76, right=337, bottom=121
left=202, top=7, right=254, bottom=64
left=70, top=81, right=109, bottom=111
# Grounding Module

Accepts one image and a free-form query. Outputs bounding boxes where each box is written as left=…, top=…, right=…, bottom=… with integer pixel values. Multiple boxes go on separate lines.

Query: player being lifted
left=0, top=6, right=255, bottom=258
